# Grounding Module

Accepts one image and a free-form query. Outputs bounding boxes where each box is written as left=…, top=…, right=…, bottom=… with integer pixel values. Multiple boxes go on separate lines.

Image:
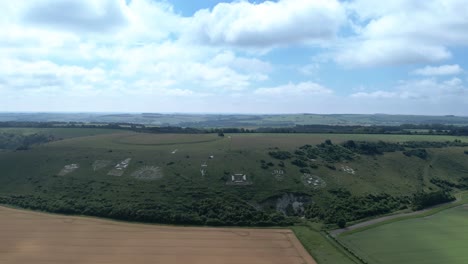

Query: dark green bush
left=268, top=151, right=292, bottom=160
left=403, top=149, right=428, bottom=159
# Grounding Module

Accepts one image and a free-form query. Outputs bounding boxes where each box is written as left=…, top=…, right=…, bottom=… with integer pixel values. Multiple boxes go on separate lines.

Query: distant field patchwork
left=0, top=206, right=316, bottom=264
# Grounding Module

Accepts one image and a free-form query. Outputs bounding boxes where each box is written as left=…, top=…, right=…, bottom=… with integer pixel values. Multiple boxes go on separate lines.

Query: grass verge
left=291, top=223, right=360, bottom=264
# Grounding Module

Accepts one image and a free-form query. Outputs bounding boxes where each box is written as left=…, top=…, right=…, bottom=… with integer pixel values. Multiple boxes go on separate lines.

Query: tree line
left=3, top=121, right=468, bottom=136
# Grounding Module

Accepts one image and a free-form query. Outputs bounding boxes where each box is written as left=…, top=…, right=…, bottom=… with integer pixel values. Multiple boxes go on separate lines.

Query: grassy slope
left=339, top=202, right=468, bottom=264
left=1, top=132, right=467, bottom=202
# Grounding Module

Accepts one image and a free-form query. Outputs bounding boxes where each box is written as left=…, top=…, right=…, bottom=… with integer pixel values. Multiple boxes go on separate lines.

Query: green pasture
left=292, top=223, right=358, bottom=264
left=339, top=203, right=468, bottom=264
left=0, top=127, right=125, bottom=139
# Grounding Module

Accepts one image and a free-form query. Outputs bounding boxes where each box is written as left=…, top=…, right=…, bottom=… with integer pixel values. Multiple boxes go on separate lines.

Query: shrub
left=294, top=150, right=306, bottom=156
left=403, top=149, right=428, bottom=159
left=337, top=218, right=346, bottom=228
left=291, top=159, right=308, bottom=168
left=342, top=140, right=404, bottom=155
left=269, top=151, right=292, bottom=160
left=412, top=191, right=455, bottom=210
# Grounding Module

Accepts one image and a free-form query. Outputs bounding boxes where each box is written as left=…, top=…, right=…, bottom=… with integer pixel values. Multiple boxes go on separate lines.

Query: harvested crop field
left=0, top=206, right=316, bottom=264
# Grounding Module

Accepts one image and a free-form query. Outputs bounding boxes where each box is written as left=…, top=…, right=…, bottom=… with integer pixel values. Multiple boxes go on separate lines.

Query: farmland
left=3, top=112, right=468, bottom=127
left=338, top=203, right=468, bottom=264
left=0, top=127, right=123, bottom=139
left=0, top=205, right=316, bottom=264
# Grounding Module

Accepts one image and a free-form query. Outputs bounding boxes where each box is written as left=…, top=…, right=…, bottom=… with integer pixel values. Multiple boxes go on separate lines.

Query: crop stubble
left=0, top=206, right=316, bottom=264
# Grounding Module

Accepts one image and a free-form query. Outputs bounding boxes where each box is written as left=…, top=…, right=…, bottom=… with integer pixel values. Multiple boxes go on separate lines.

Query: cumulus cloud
left=185, top=0, right=346, bottom=47
left=254, top=82, right=333, bottom=96
left=412, top=64, right=463, bottom=76
left=2, top=0, right=468, bottom=114
left=351, top=78, right=467, bottom=100
left=351, top=91, right=398, bottom=99
left=335, top=39, right=451, bottom=67
left=0, top=58, right=108, bottom=96
left=337, top=0, right=468, bottom=67
left=23, top=0, right=128, bottom=33
left=209, top=51, right=272, bottom=75
left=0, top=0, right=275, bottom=104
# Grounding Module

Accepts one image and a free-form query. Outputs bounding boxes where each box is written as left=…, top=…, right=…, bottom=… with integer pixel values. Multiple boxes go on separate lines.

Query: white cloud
left=0, top=0, right=275, bottom=103
left=0, top=58, right=108, bottom=97
left=351, top=78, right=467, bottom=100
left=351, top=91, right=398, bottom=99
left=335, top=39, right=451, bottom=67
left=22, top=0, right=128, bottom=33
left=412, top=64, right=463, bottom=76
left=1, top=0, right=468, bottom=114
left=185, top=0, right=346, bottom=47
left=338, top=0, right=468, bottom=67
left=209, top=51, right=272, bottom=75
left=254, top=82, right=333, bottom=96
left=299, top=64, right=320, bottom=76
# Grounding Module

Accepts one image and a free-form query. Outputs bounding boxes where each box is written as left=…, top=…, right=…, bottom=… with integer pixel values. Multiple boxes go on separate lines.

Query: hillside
left=0, top=127, right=467, bottom=228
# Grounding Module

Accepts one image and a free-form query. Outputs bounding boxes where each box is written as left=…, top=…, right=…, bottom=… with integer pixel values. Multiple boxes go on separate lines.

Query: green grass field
left=292, top=223, right=359, bottom=264
left=339, top=204, right=468, bottom=264
left=0, top=127, right=126, bottom=139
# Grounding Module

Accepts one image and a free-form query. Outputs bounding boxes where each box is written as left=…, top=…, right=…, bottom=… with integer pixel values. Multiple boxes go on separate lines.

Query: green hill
left=1, top=128, right=467, bottom=228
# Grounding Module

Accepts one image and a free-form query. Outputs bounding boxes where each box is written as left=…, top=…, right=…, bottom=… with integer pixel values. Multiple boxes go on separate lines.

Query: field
left=339, top=204, right=468, bottom=264
left=3, top=112, right=468, bottom=126
left=0, top=205, right=316, bottom=264
left=292, top=224, right=359, bottom=264
left=0, top=127, right=124, bottom=139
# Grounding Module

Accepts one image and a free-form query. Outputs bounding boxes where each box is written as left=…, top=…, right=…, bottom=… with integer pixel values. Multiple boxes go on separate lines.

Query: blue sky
left=1, top=0, right=468, bottom=114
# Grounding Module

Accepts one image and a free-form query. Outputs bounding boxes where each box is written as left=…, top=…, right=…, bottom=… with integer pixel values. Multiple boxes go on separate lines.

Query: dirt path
left=329, top=198, right=461, bottom=237
left=0, top=206, right=316, bottom=264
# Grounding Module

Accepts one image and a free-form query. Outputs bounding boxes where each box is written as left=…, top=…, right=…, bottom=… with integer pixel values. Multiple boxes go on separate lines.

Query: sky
left=1, top=0, right=468, bottom=115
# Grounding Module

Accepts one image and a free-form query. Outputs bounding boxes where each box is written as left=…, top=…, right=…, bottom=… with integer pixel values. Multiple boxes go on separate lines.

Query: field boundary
left=325, top=231, right=369, bottom=264
left=333, top=190, right=468, bottom=237
left=112, top=134, right=223, bottom=146
left=292, top=223, right=364, bottom=264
